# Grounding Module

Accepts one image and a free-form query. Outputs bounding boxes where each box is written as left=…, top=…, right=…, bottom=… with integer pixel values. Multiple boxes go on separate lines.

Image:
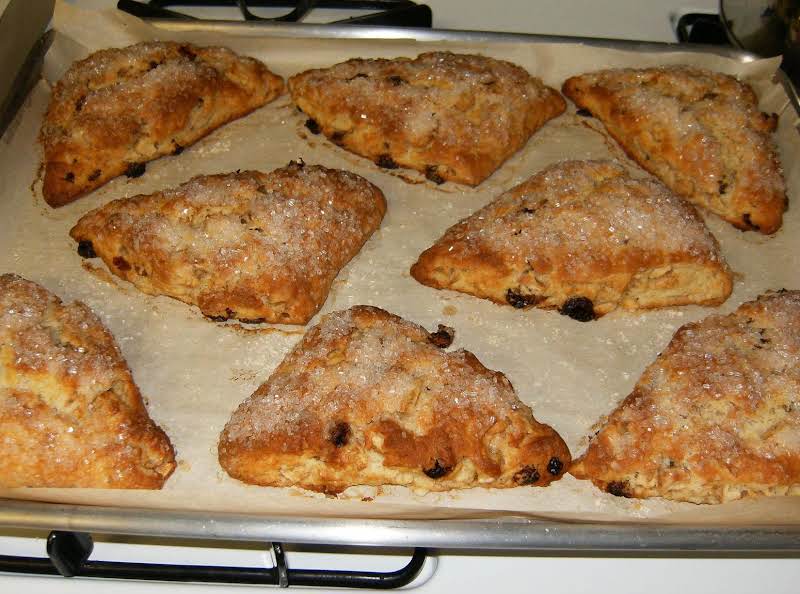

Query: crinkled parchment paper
left=1, top=0, right=800, bottom=525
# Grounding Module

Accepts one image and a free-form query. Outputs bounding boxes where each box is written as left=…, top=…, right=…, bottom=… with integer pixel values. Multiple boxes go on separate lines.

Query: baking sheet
left=1, top=0, right=799, bottom=525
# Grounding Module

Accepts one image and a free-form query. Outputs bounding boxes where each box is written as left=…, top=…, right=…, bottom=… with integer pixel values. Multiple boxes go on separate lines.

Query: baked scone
left=40, top=41, right=284, bottom=207
left=218, top=305, right=570, bottom=493
left=0, top=274, right=175, bottom=488
left=411, top=160, right=732, bottom=321
left=571, top=290, right=800, bottom=504
left=288, top=51, right=566, bottom=186
left=562, top=65, right=786, bottom=233
left=70, top=162, right=386, bottom=324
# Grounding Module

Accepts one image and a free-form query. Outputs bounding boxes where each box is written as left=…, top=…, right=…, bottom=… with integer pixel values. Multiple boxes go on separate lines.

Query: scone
left=288, top=52, right=566, bottom=186
left=562, top=65, right=786, bottom=233
left=70, top=162, right=386, bottom=324
left=218, top=305, right=570, bottom=493
left=0, top=274, right=175, bottom=488
left=571, top=290, right=800, bottom=504
left=411, top=160, right=732, bottom=321
left=40, top=41, right=284, bottom=207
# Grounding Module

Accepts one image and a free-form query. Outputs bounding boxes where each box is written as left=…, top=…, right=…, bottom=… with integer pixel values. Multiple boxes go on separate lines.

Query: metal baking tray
left=1, top=15, right=799, bottom=553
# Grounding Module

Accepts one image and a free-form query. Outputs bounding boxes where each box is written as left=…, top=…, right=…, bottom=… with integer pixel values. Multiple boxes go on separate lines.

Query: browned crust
left=69, top=162, right=387, bottom=324
left=562, top=65, right=786, bottom=234
left=410, top=160, right=733, bottom=319
left=0, top=274, right=175, bottom=488
left=218, top=305, right=571, bottom=493
left=571, top=290, right=800, bottom=504
left=40, top=41, right=284, bottom=207
left=288, top=51, right=566, bottom=186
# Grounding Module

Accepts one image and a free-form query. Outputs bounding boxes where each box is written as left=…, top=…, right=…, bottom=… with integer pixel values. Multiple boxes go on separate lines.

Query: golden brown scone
left=411, top=160, right=732, bottom=321
left=40, top=41, right=284, bottom=207
left=571, top=290, right=800, bottom=504
left=288, top=51, right=566, bottom=186
left=218, top=305, right=570, bottom=493
left=0, top=274, right=175, bottom=488
left=70, top=162, right=386, bottom=325
left=562, top=65, right=786, bottom=234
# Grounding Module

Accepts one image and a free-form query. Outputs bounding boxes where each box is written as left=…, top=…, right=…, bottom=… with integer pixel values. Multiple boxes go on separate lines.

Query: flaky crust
left=70, top=163, right=386, bottom=324
left=562, top=65, right=786, bottom=233
left=0, top=274, right=175, bottom=488
left=218, top=305, right=570, bottom=493
left=411, top=160, right=732, bottom=320
left=40, top=41, right=284, bottom=207
left=571, top=290, right=800, bottom=504
left=288, top=52, right=566, bottom=186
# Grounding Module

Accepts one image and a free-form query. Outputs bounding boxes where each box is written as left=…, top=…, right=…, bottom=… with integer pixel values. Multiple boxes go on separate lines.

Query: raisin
left=505, top=289, right=540, bottom=309
left=329, top=422, right=351, bottom=447
left=64, top=172, right=75, bottom=183
left=547, top=457, right=563, bottom=475
left=148, top=60, right=159, bottom=70
left=112, top=256, right=131, bottom=271
left=125, top=162, right=146, bottom=178
left=388, top=75, right=407, bottom=86
left=76, top=240, right=96, bottom=259
left=718, top=180, right=728, bottom=195
left=425, top=165, right=445, bottom=185
left=173, top=143, right=184, bottom=155
left=305, top=118, right=321, bottom=134
left=428, top=324, right=455, bottom=348
left=576, top=108, right=593, bottom=117
left=606, top=481, right=631, bottom=497
left=75, top=96, right=86, bottom=112
left=207, top=315, right=228, bottom=323
left=178, top=45, right=196, bottom=61
left=375, top=154, right=398, bottom=169
left=331, top=131, right=345, bottom=144
left=521, top=207, right=535, bottom=214
left=513, top=465, right=540, bottom=485
left=742, top=213, right=759, bottom=231
left=88, top=169, right=101, bottom=181
left=559, top=297, right=596, bottom=322
left=423, top=459, right=452, bottom=479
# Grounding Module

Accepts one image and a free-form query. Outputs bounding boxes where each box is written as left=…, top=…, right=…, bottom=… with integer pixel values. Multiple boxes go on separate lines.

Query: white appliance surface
left=2, top=1, right=797, bottom=592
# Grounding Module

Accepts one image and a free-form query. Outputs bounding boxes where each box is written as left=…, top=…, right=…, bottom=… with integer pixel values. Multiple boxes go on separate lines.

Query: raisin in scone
left=571, top=290, right=800, bottom=504
left=289, top=52, right=566, bottom=186
left=70, top=162, right=386, bottom=324
left=411, top=160, right=732, bottom=321
left=0, top=274, right=175, bottom=488
left=218, top=305, right=570, bottom=493
left=562, top=65, right=786, bottom=233
left=40, top=41, right=284, bottom=207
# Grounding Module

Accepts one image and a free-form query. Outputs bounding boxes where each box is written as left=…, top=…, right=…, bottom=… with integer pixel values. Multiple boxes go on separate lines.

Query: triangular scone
left=40, top=41, right=284, bottom=207
left=288, top=52, right=565, bottom=186
left=70, top=162, right=386, bottom=325
left=218, top=306, right=570, bottom=493
left=411, top=160, right=732, bottom=321
left=571, top=290, right=800, bottom=504
left=0, top=274, right=175, bottom=488
left=562, top=66, right=786, bottom=234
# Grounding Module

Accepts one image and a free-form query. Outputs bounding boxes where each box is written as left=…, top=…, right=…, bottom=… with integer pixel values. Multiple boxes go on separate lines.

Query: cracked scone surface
left=289, top=51, right=566, bottom=186
left=0, top=274, right=175, bottom=488
left=562, top=65, right=786, bottom=233
left=40, top=41, right=284, bottom=207
left=218, top=305, right=571, bottom=493
left=70, top=163, right=387, bottom=324
left=571, top=290, right=800, bottom=504
left=411, top=160, right=732, bottom=321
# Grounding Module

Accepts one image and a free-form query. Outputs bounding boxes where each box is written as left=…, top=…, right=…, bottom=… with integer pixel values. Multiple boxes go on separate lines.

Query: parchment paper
left=1, top=0, right=800, bottom=525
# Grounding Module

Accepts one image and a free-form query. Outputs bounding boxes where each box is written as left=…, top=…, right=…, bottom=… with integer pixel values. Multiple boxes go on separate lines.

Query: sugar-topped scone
left=218, top=305, right=570, bottom=493
left=289, top=52, right=566, bottom=186
left=571, top=290, right=800, bottom=504
left=562, top=65, right=786, bottom=233
left=70, top=162, right=386, bottom=324
left=0, top=274, right=175, bottom=488
left=411, top=160, right=732, bottom=321
left=40, top=41, right=284, bottom=207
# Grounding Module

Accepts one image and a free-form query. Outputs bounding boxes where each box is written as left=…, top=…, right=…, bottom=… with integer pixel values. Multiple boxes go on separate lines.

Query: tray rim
left=2, top=19, right=799, bottom=554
